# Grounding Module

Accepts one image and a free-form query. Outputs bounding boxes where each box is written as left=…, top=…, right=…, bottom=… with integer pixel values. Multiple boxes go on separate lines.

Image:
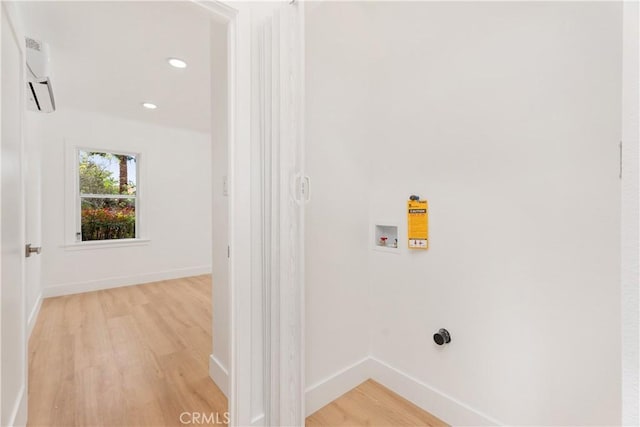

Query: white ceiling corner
left=19, top=1, right=212, bottom=133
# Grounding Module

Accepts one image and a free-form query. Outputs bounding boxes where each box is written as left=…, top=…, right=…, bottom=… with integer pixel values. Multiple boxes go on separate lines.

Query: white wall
left=304, top=0, right=375, bottom=405
left=209, top=18, right=230, bottom=398
left=306, top=2, right=624, bottom=425
left=36, top=107, right=212, bottom=296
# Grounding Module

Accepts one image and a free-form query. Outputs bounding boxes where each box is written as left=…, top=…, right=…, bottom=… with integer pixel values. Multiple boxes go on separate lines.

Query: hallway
left=28, top=275, right=226, bottom=426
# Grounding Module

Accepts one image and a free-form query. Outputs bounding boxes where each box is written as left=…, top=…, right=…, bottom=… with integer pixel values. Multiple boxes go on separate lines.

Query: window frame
left=65, top=141, right=147, bottom=249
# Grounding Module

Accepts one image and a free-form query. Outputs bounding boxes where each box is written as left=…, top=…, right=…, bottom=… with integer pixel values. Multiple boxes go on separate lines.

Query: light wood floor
left=28, top=275, right=227, bottom=427
left=306, top=379, right=448, bottom=427
left=30, top=275, right=445, bottom=427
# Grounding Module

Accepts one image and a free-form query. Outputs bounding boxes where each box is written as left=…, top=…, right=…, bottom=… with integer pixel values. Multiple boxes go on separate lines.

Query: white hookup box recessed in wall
left=373, top=224, right=399, bottom=253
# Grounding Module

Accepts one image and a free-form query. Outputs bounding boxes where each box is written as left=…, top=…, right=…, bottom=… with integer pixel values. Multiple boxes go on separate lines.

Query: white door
left=1, top=3, right=28, bottom=426
left=259, top=2, right=306, bottom=425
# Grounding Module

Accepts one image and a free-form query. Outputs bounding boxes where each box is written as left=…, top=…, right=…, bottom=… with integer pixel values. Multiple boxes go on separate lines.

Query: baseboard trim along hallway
left=209, top=354, right=229, bottom=398
left=7, top=385, right=27, bottom=427
left=41, top=266, right=212, bottom=298
left=369, top=357, right=503, bottom=426
left=305, top=356, right=504, bottom=426
left=27, top=292, right=43, bottom=338
left=305, top=357, right=372, bottom=416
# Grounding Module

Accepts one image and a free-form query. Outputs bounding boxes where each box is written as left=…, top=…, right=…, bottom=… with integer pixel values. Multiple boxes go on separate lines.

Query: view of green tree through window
left=78, top=150, right=138, bottom=241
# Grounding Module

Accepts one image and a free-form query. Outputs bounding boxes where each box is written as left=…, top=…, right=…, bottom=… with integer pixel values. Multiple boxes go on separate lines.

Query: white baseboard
left=303, top=356, right=502, bottom=426
left=369, top=357, right=503, bottom=426
left=7, top=384, right=27, bottom=427
left=42, top=266, right=212, bottom=298
left=27, top=292, right=43, bottom=338
left=209, top=354, right=229, bottom=398
left=305, top=357, right=372, bottom=416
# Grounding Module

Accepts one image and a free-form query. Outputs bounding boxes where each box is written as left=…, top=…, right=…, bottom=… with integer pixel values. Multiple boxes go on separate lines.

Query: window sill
left=64, top=238, right=150, bottom=251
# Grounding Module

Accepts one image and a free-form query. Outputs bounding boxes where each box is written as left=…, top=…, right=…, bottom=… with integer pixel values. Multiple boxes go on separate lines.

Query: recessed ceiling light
left=142, top=102, right=157, bottom=110
left=167, top=58, right=187, bottom=69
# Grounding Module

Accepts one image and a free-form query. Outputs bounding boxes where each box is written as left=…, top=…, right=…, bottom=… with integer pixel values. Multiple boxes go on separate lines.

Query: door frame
left=0, top=1, right=29, bottom=425
left=256, top=2, right=306, bottom=425
left=193, top=1, right=305, bottom=425
left=193, top=1, right=255, bottom=425
left=621, top=2, right=639, bottom=424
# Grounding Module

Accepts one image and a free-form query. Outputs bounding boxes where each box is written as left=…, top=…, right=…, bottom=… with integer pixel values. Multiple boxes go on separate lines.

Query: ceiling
left=18, top=1, right=212, bottom=133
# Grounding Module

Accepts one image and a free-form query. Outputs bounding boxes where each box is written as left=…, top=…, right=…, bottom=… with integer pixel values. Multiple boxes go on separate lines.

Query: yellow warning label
left=407, top=199, right=428, bottom=250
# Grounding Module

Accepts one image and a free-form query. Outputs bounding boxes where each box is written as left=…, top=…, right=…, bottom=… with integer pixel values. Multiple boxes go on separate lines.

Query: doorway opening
left=2, top=1, right=233, bottom=425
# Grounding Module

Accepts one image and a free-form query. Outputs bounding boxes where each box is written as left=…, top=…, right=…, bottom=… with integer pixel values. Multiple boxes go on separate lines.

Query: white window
left=75, top=149, right=139, bottom=242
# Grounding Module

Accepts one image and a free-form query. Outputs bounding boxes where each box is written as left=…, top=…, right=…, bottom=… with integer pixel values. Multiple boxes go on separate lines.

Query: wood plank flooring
left=29, top=275, right=445, bottom=426
left=28, top=275, right=227, bottom=427
left=306, top=379, right=448, bottom=427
